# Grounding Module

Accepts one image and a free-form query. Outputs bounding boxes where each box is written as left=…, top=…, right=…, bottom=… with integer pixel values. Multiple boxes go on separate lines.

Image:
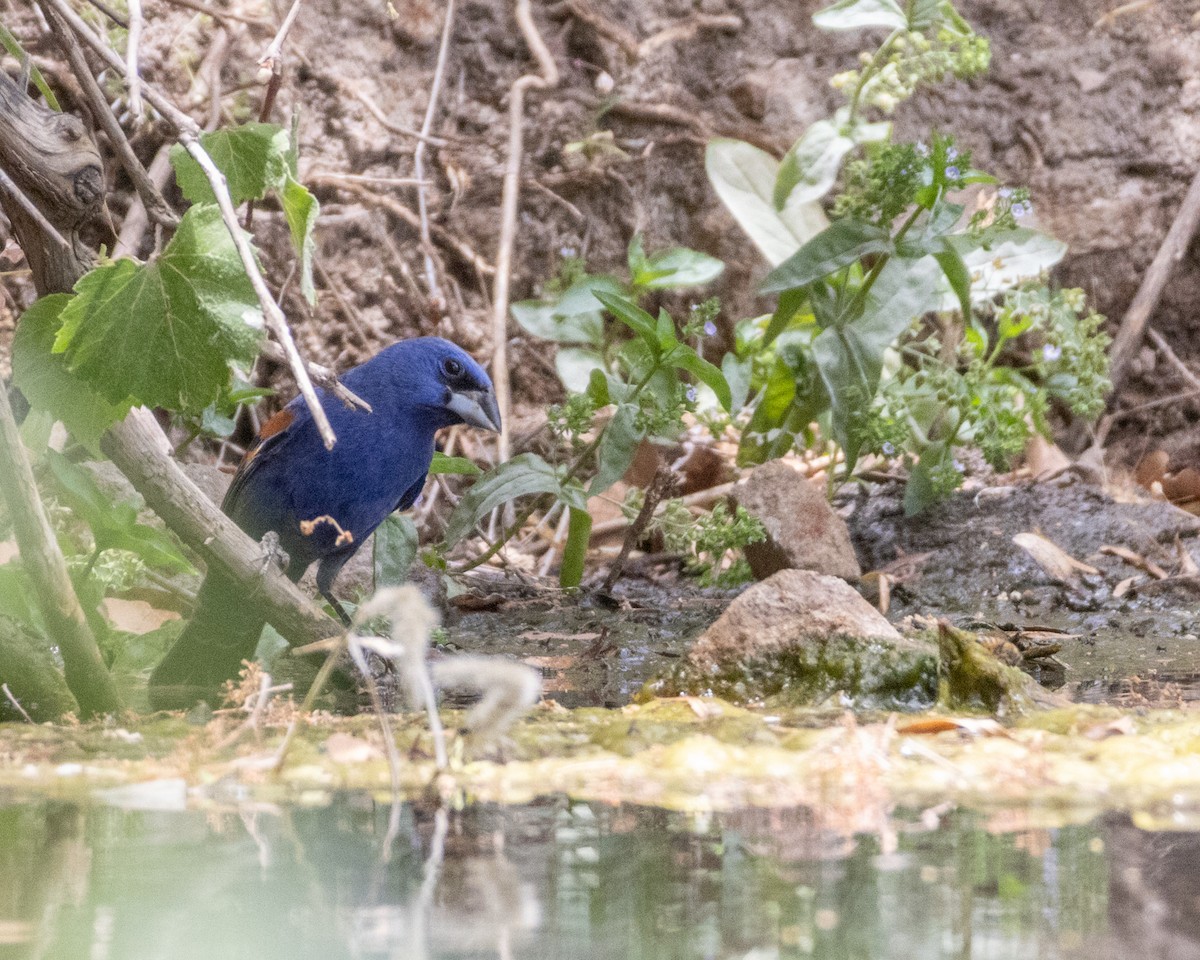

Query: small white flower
left=1042, top=343, right=1062, bottom=362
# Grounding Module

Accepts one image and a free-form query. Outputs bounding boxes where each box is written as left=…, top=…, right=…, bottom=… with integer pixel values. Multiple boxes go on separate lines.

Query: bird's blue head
left=347, top=337, right=501, bottom=433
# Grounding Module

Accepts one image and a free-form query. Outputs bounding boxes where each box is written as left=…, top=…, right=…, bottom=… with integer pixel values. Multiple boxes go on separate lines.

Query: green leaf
left=903, top=441, right=948, bottom=515
left=0, top=21, right=60, bottom=110
left=594, top=291, right=659, bottom=353
left=54, top=204, right=264, bottom=414
left=429, top=451, right=482, bottom=476
left=374, top=513, right=420, bottom=587
left=586, top=368, right=611, bottom=406
left=667, top=344, right=732, bottom=411
left=510, top=276, right=622, bottom=346
left=774, top=120, right=855, bottom=210
left=761, top=220, right=893, bottom=294
left=813, top=0, right=907, bottom=31
left=811, top=256, right=943, bottom=471
left=626, top=233, right=649, bottom=279
left=44, top=452, right=191, bottom=572
left=281, top=173, right=319, bottom=305
left=932, top=242, right=972, bottom=320
left=706, top=139, right=829, bottom=266
left=589, top=404, right=643, bottom=495
left=11, top=295, right=131, bottom=453
left=555, top=346, right=606, bottom=392
left=763, top=287, right=808, bottom=346
left=169, top=123, right=290, bottom=206
left=721, top=353, right=753, bottom=416
left=636, top=247, right=725, bottom=289
left=444, top=453, right=586, bottom=546
left=559, top=508, right=592, bottom=588
left=941, top=229, right=1068, bottom=309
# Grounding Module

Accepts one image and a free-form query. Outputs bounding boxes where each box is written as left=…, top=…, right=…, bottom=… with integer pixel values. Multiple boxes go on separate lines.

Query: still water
left=0, top=796, right=1195, bottom=960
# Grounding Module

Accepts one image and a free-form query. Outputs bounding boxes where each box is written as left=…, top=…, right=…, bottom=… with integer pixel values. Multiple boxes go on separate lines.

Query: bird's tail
left=148, top=569, right=266, bottom=711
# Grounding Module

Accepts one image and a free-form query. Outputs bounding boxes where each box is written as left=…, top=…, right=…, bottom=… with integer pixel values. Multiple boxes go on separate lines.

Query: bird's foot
left=257, top=531, right=291, bottom=574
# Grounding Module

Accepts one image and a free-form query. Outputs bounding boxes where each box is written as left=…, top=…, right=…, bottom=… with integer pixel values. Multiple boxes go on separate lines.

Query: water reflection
left=0, top=795, right=1198, bottom=959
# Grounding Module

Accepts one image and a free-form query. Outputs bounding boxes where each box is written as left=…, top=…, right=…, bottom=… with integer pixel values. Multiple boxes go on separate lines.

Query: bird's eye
left=442, top=357, right=464, bottom=377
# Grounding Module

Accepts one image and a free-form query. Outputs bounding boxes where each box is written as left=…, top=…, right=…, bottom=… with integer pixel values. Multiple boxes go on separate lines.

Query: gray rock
left=732, top=460, right=861, bottom=582
left=663, top=570, right=934, bottom=710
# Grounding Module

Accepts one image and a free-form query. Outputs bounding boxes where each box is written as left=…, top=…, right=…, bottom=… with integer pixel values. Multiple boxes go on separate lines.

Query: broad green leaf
left=170, top=123, right=290, bottom=205
left=444, top=453, right=586, bottom=546
left=655, top=308, right=677, bottom=352
left=594, top=291, right=659, bottom=353
left=281, top=173, right=319, bottom=305
left=941, top=229, right=1067, bottom=309
left=932, top=242, right=972, bottom=320
left=586, top=368, right=611, bottom=406
left=667, top=344, right=733, bottom=411
left=54, top=204, right=264, bottom=414
left=738, top=350, right=828, bottom=466
left=0, top=21, right=59, bottom=110
left=510, top=275, right=622, bottom=346
left=374, top=513, right=420, bottom=587
left=774, top=120, right=854, bottom=210
left=635, top=247, right=725, bottom=289
left=430, top=451, right=482, bottom=476
left=589, top=404, right=643, bottom=495
left=763, top=287, right=808, bottom=346
left=812, top=256, right=942, bottom=470
left=11, top=295, right=131, bottom=453
left=706, top=139, right=829, bottom=266
left=721, top=353, right=753, bottom=416
left=761, top=220, right=893, bottom=294
left=555, top=346, right=606, bottom=392
left=559, top=508, right=592, bottom=588
left=45, top=452, right=191, bottom=572
left=813, top=0, right=906, bottom=31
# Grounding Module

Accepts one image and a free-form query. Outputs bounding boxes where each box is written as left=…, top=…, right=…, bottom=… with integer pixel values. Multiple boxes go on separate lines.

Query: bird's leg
left=316, top=552, right=354, bottom=626
left=323, top=591, right=352, bottom=626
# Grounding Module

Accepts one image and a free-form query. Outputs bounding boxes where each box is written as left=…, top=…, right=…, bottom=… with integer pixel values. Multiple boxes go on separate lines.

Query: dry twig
left=414, top=0, right=458, bottom=310
left=491, top=0, right=560, bottom=461
left=124, top=0, right=144, bottom=119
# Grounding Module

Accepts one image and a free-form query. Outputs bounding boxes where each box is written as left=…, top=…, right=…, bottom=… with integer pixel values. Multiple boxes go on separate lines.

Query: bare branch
left=0, top=167, right=71, bottom=252
left=258, top=0, right=305, bottom=72
left=414, top=0, right=457, bottom=309
left=125, top=0, right=144, bottom=119
left=490, top=0, right=560, bottom=462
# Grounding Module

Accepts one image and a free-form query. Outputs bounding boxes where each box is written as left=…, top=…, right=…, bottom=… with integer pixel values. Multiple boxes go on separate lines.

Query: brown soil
left=2, top=0, right=1199, bottom=459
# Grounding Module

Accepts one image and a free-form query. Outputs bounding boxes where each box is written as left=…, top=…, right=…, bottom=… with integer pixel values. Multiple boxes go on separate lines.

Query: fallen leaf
left=1162, top=467, right=1200, bottom=506
left=897, top=717, right=1008, bottom=737
left=1012, top=532, right=1100, bottom=582
left=1134, top=450, right=1169, bottom=490
left=1113, top=576, right=1138, bottom=598
left=101, top=597, right=181, bottom=633
left=1025, top=434, right=1071, bottom=478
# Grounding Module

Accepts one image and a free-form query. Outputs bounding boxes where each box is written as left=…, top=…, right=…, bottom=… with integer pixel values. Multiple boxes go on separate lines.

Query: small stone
left=732, top=461, right=862, bottom=582
left=689, top=568, right=902, bottom=667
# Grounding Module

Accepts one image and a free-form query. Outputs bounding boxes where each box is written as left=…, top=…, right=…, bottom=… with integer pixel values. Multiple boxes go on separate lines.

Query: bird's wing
left=222, top=403, right=306, bottom=514
left=393, top=471, right=429, bottom=514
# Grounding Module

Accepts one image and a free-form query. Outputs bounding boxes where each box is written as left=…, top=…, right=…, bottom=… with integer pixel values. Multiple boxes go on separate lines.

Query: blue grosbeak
left=148, top=337, right=500, bottom=710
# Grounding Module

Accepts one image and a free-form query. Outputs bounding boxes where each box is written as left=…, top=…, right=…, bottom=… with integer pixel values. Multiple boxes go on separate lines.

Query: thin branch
left=413, top=0, right=457, bottom=309
left=158, top=0, right=271, bottom=28
left=338, top=76, right=449, bottom=145
left=258, top=0, right=305, bottom=72
left=0, top=167, right=71, bottom=251
left=2, top=684, right=34, bottom=724
left=307, top=172, right=427, bottom=188
left=47, top=7, right=178, bottom=229
left=491, top=0, right=559, bottom=462
left=257, top=339, right=371, bottom=411
left=1109, top=162, right=1200, bottom=388
left=124, top=0, right=144, bottom=119
left=1147, top=327, right=1200, bottom=391
left=40, top=0, right=340, bottom=448
left=82, top=0, right=129, bottom=28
